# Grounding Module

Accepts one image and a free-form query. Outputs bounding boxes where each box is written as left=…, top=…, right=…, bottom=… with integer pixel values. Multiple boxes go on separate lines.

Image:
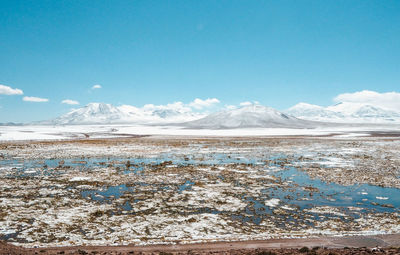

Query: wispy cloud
left=239, top=101, right=252, bottom=106
left=334, top=90, right=400, bottom=111
left=91, top=84, right=102, bottom=90
left=61, top=99, right=79, bottom=105
left=189, top=98, right=220, bottom=109
left=225, top=105, right=237, bottom=110
left=23, top=96, right=49, bottom=102
left=0, top=84, right=23, bottom=95
left=239, top=101, right=259, bottom=107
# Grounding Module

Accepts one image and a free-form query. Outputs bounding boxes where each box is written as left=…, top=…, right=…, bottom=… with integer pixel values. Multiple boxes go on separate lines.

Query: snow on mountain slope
left=287, top=102, right=400, bottom=123
left=44, top=101, right=400, bottom=126
left=50, top=103, right=131, bottom=124
left=118, top=104, right=203, bottom=123
left=47, top=103, right=204, bottom=125
left=329, top=102, right=400, bottom=122
left=185, top=105, right=316, bottom=129
left=286, top=103, right=345, bottom=122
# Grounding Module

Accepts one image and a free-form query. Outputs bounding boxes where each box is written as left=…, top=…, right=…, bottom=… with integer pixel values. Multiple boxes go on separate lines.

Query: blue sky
left=1, top=0, right=400, bottom=122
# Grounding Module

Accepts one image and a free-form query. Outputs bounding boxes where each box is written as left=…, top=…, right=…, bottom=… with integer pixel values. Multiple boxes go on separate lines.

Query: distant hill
left=0, top=122, right=24, bottom=126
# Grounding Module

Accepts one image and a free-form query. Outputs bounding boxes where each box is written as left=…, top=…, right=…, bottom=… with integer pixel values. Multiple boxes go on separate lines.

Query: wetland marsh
left=0, top=136, right=399, bottom=248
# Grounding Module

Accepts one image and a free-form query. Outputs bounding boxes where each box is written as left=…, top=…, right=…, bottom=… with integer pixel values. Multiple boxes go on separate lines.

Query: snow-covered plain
left=1, top=123, right=400, bottom=141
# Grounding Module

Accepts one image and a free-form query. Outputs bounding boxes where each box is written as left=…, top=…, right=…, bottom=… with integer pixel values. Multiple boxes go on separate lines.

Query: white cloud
left=239, top=101, right=251, bottom=106
left=239, top=101, right=260, bottom=107
left=0, top=84, right=23, bottom=95
left=23, top=96, right=49, bottom=103
left=225, top=105, right=237, bottom=110
left=334, top=90, right=400, bottom=111
left=91, top=84, right=102, bottom=90
left=61, top=99, right=79, bottom=105
left=189, top=98, right=220, bottom=109
left=239, top=101, right=252, bottom=106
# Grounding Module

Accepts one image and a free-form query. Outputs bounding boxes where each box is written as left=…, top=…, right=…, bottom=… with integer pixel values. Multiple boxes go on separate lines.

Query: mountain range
left=40, top=101, right=400, bottom=128
left=44, top=103, right=203, bottom=125
left=286, top=102, right=400, bottom=123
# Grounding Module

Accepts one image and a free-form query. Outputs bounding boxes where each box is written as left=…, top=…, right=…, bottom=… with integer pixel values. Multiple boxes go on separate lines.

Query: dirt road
left=2, top=234, right=400, bottom=255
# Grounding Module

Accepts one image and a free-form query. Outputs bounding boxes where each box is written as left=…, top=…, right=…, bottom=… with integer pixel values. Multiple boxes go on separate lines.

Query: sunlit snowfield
left=0, top=126, right=400, bottom=247
left=1, top=124, right=400, bottom=140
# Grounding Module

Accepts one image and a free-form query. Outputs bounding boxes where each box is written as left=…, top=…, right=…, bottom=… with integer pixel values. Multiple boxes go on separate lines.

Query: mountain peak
left=85, top=102, right=115, bottom=110
left=185, top=105, right=313, bottom=129
left=49, top=102, right=127, bottom=125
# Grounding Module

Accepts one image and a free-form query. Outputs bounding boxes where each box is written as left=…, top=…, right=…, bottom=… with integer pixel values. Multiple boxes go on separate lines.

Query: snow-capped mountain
left=46, top=103, right=204, bottom=125
left=184, top=104, right=316, bottom=129
left=43, top=100, right=400, bottom=126
left=287, top=102, right=400, bottom=123
left=327, top=102, right=400, bottom=119
left=49, top=103, right=131, bottom=125
left=286, top=103, right=345, bottom=122
left=118, top=103, right=203, bottom=123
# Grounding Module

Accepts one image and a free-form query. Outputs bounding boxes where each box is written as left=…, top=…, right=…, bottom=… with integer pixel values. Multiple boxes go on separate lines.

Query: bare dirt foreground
left=1, top=234, right=400, bottom=254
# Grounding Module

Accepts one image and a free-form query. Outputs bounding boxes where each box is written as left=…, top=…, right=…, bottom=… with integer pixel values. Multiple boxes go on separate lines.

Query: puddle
left=81, top=184, right=133, bottom=202
left=271, top=167, right=400, bottom=213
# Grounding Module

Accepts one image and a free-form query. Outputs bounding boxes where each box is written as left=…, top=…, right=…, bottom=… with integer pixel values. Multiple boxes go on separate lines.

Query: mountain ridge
left=287, top=102, right=400, bottom=123
left=43, top=102, right=204, bottom=125
left=38, top=101, right=400, bottom=126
